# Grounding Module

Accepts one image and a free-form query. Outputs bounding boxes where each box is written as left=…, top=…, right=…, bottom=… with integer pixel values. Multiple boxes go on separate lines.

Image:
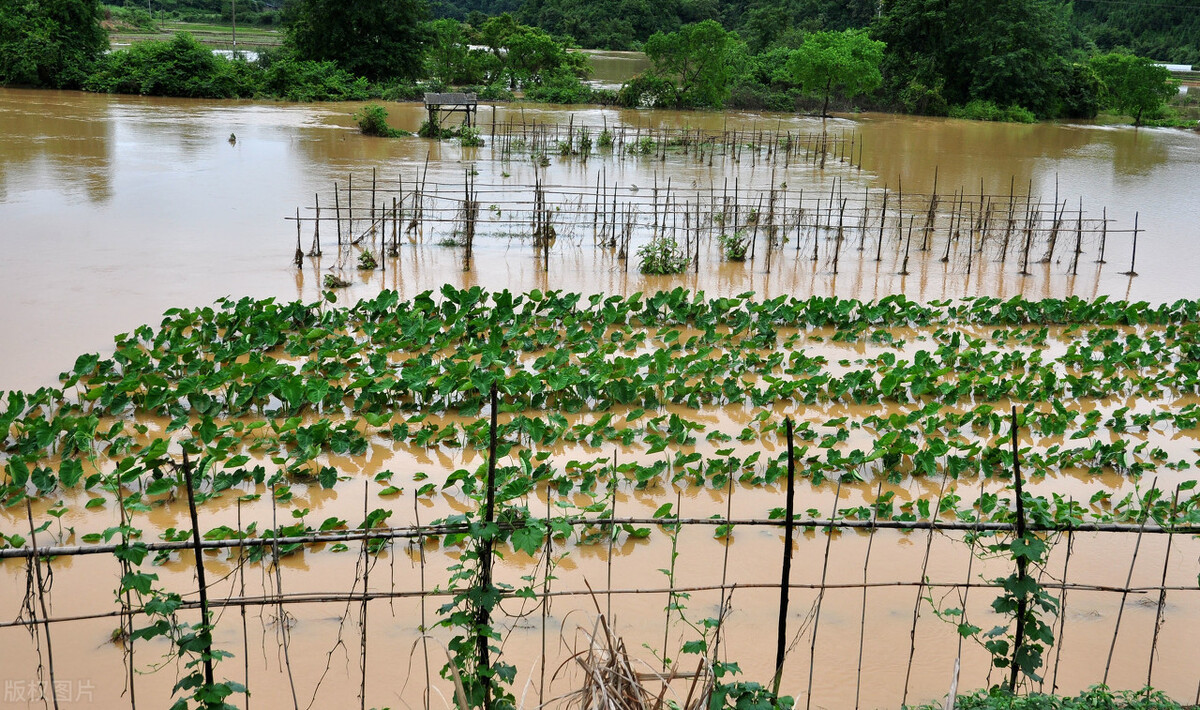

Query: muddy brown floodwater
left=1, top=84, right=1200, bottom=710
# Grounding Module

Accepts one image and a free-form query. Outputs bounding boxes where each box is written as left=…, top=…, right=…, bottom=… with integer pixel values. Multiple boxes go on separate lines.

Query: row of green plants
left=4, top=288, right=1199, bottom=708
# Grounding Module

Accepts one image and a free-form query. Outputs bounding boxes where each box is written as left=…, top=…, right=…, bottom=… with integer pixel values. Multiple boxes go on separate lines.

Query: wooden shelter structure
left=423, top=92, right=478, bottom=129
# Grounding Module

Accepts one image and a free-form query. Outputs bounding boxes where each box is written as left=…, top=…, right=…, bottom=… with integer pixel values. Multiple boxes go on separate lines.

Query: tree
left=784, top=29, right=883, bottom=116
left=1090, top=52, right=1179, bottom=125
left=872, top=0, right=1074, bottom=117
left=0, top=0, right=108, bottom=88
left=642, top=20, right=745, bottom=108
left=424, top=18, right=494, bottom=85
left=285, top=0, right=429, bottom=82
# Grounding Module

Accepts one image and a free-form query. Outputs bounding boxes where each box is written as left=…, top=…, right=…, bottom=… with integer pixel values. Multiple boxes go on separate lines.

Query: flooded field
left=2, top=86, right=1200, bottom=710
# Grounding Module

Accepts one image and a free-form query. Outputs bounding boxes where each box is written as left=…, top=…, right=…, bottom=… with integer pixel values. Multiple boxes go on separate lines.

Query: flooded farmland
left=2, top=83, right=1200, bottom=710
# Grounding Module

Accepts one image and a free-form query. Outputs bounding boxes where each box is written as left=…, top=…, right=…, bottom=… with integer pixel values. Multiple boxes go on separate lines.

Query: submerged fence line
left=5, top=406, right=1192, bottom=708
left=290, top=168, right=1142, bottom=280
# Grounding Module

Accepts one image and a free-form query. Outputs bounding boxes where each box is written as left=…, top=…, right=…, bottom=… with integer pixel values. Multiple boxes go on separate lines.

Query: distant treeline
left=430, top=0, right=1199, bottom=65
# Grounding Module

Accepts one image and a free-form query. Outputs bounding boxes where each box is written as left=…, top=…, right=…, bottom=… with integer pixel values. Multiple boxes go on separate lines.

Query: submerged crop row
left=1, top=287, right=1198, bottom=530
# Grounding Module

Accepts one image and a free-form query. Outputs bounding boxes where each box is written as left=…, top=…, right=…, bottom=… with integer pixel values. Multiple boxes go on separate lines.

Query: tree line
left=0, top=0, right=1186, bottom=125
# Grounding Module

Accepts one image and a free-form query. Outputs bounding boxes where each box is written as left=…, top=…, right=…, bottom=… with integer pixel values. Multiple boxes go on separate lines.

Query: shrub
left=85, top=34, right=259, bottom=98
left=597, top=129, right=614, bottom=148
left=617, top=73, right=676, bottom=108
left=719, top=231, right=750, bottom=261
left=524, top=74, right=595, bottom=104
left=949, top=99, right=1036, bottom=123
left=261, top=54, right=370, bottom=102
left=354, top=104, right=409, bottom=137
left=637, top=235, right=689, bottom=274
left=459, top=125, right=484, bottom=147
left=357, top=250, right=378, bottom=270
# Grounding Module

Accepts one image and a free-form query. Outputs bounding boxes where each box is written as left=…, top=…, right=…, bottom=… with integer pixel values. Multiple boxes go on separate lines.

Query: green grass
left=108, top=20, right=282, bottom=51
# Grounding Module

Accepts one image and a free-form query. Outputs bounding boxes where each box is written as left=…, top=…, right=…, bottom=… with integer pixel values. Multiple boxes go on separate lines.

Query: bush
left=719, top=231, right=750, bottom=261
left=459, top=125, right=484, bottom=147
left=524, top=74, right=595, bottom=104
left=637, top=235, right=689, bottom=274
left=354, top=104, right=409, bottom=137
left=949, top=99, right=1036, bottom=123
left=85, top=34, right=259, bottom=98
left=899, top=79, right=949, bottom=116
left=617, top=74, right=677, bottom=108
left=103, top=5, right=156, bottom=31
left=911, top=685, right=1185, bottom=710
left=261, top=53, right=370, bottom=102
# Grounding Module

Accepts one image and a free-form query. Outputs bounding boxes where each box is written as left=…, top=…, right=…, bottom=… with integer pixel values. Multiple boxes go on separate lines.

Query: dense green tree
left=285, top=0, right=430, bottom=81
left=642, top=20, right=745, bottom=108
left=1090, top=52, right=1179, bottom=125
left=784, top=29, right=883, bottom=116
left=872, top=0, right=1073, bottom=117
left=425, top=18, right=496, bottom=84
left=0, top=0, right=109, bottom=88
left=474, top=14, right=586, bottom=87
left=85, top=32, right=262, bottom=97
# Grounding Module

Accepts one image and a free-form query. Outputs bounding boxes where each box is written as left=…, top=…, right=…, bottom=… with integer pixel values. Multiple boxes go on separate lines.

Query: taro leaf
left=59, top=459, right=84, bottom=489
left=317, top=466, right=338, bottom=489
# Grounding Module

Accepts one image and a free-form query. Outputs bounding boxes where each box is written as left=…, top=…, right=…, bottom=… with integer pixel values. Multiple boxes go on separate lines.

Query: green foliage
left=85, top=33, right=259, bottom=98
left=458, top=125, right=484, bottom=146
left=872, top=0, right=1073, bottom=118
left=1090, top=52, right=1179, bottom=125
left=354, top=104, right=409, bottom=137
left=616, top=72, right=678, bottom=108
left=285, top=0, right=430, bottom=81
left=259, top=50, right=371, bottom=101
left=642, top=20, right=746, bottom=108
left=1056, top=62, right=1103, bottom=120
left=911, top=685, right=1185, bottom=710
left=523, top=74, right=598, bottom=104
left=949, top=100, right=1036, bottom=123
left=0, top=0, right=109, bottom=88
left=783, top=29, right=883, bottom=115
left=719, top=231, right=750, bottom=261
left=424, top=18, right=497, bottom=85
left=357, top=250, right=378, bottom=270
left=1072, top=0, right=1200, bottom=66
left=103, top=4, right=156, bottom=32
left=636, top=235, right=690, bottom=274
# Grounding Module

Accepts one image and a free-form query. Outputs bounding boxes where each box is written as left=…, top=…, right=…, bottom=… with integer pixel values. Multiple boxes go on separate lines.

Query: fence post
left=181, top=451, right=216, bottom=704
left=773, top=418, right=797, bottom=696
left=477, top=383, right=500, bottom=710
left=1009, top=406, right=1026, bottom=693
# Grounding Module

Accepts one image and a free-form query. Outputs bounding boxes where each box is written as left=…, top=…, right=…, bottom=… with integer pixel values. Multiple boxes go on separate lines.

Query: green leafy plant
left=357, top=250, right=378, bottom=270
left=636, top=235, right=690, bottom=274
left=354, top=103, right=409, bottom=137
left=719, top=230, right=750, bottom=261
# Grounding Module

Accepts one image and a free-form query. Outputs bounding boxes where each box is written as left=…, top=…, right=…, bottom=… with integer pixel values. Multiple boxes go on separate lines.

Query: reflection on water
left=0, top=89, right=113, bottom=202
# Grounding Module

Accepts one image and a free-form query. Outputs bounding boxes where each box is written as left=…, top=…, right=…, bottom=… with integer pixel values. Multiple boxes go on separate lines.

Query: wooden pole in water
left=876, top=187, right=888, bottom=261
left=294, top=208, right=303, bottom=267
left=853, top=481, right=883, bottom=710
left=25, top=500, right=61, bottom=710
left=899, top=215, right=914, bottom=275
left=1102, top=474, right=1155, bottom=687
left=1009, top=407, right=1028, bottom=693
left=832, top=198, right=846, bottom=274
left=804, top=479, right=842, bottom=710
left=335, top=182, right=342, bottom=247
left=478, top=383, right=499, bottom=710
left=359, top=481, right=371, bottom=710
left=1122, top=212, right=1139, bottom=276
left=348, top=173, right=354, bottom=241
left=312, top=194, right=321, bottom=256
left=181, top=451, right=217, bottom=705
left=773, top=418, right=797, bottom=697
left=1097, top=207, right=1108, bottom=263
left=1146, top=486, right=1179, bottom=693
left=1071, top=197, right=1083, bottom=275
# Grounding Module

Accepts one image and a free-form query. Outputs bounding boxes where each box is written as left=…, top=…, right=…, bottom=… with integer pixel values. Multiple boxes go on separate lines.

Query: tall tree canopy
left=870, top=0, right=1074, bottom=116
left=1090, top=52, right=1179, bottom=125
left=286, top=0, right=430, bottom=81
left=643, top=20, right=745, bottom=108
left=0, top=0, right=109, bottom=88
left=784, top=29, right=883, bottom=116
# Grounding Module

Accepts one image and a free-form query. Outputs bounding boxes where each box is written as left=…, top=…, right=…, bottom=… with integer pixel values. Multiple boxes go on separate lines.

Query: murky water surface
left=2, top=87, right=1200, bottom=709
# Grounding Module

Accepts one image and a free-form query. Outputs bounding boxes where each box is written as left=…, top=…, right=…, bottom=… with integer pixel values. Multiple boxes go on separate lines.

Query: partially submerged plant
left=636, top=235, right=689, bottom=274
left=357, top=250, right=378, bottom=270
left=719, top=231, right=750, bottom=261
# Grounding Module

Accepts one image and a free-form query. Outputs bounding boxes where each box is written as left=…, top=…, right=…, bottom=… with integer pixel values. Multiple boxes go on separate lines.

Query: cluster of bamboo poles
left=5, top=406, right=1193, bottom=710
left=481, top=114, right=866, bottom=169
left=290, top=168, right=1141, bottom=278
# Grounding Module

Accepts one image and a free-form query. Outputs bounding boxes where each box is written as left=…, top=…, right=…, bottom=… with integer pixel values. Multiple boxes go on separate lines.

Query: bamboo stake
left=478, top=383, right=500, bottom=710
left=1009, top=408, right=1028, bottom=693
left=805, top=479, right=843, bottom=710
left=26, top=500, right=61, bottom=710
left=901, top=478, right=948, bottom=707
left=1122, top=212, right=1139, bottom=276
left=181, top=452, right=216, bottom=702
left=1146, top=487, right=1180, bottom=693
left=271, top=487, right=301, bottom=710
left=853, top=481, right=883, bottom=710
left=1102, top=477, right=1157, bottom=686
left=773, top=418, right=797, bottom=696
